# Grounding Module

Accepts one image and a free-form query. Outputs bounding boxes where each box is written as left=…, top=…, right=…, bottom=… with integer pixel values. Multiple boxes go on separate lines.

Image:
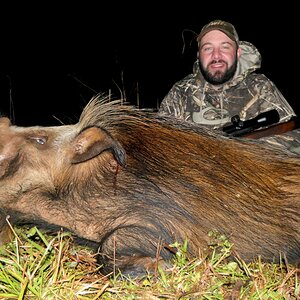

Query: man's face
left=198, top=30, right=241, bottom=85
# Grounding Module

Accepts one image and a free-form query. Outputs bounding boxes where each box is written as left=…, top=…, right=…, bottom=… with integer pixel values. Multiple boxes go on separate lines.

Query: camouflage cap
left=197, top=20, right=239, bottom=45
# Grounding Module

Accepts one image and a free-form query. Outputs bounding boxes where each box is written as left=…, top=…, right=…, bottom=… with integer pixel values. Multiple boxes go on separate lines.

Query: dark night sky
left=0, top=4, right=298, bottom=126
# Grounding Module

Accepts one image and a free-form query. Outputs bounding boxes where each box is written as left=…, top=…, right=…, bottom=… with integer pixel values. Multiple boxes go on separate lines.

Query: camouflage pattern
left=159, top=41, right=300, bottom=154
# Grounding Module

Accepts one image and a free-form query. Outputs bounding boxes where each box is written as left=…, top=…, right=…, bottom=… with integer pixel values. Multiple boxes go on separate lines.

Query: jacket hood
left=193, top=41, right=261, bottom=89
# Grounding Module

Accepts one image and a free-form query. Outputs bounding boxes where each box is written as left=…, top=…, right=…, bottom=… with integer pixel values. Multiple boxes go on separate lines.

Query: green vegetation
left=0, top=226, right=298, bottom=299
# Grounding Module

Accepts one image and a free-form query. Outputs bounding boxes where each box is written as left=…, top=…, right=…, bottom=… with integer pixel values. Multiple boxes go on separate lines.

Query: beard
left=199, top=58, right=238, bottom=85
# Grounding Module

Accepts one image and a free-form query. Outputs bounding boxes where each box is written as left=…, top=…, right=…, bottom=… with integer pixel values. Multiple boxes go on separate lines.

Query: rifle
left=222, top=109, right=300, bottom=139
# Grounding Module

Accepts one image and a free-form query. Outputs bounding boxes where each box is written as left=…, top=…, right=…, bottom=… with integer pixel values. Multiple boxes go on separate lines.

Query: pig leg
left=96, top=226, right=174, bottom=277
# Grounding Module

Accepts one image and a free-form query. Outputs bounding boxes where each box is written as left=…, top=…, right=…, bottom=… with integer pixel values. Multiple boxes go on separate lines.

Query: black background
left=0, top=4, right=298, bottom=126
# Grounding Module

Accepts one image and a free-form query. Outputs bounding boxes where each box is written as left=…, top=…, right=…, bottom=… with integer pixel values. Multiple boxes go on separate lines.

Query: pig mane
left=77, top=95, right=252, bottom=145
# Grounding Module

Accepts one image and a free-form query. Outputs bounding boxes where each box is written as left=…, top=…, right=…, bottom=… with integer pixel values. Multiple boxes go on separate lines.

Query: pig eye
left=29, top=136, right=47, bottom=145
left=35, top=137, right=46, bottom=145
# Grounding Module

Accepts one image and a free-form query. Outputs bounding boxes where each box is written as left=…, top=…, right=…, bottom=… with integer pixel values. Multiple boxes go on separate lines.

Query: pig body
left=0, top=96, right=299, bottom=276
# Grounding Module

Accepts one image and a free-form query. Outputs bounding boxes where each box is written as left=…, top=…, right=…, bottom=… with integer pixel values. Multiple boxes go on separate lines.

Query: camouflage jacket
left=159, top=41, right=295, bottom=128
left=159, top=41, right=300, bottom=154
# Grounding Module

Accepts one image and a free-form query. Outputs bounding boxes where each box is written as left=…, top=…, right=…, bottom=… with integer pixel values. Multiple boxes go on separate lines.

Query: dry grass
left=0, top=226, right=299, bottom=299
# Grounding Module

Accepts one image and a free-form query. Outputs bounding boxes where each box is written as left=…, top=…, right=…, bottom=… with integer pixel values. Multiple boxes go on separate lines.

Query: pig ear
left=71, top=127, right=126, bottom=166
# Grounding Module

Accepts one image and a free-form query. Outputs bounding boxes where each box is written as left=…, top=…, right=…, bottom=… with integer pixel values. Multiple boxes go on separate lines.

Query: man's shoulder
left=239, top=72, right=275, bottom=90
left=245, top=72, right=270, bottom=83
left=171, top=73, right=199, bottom=89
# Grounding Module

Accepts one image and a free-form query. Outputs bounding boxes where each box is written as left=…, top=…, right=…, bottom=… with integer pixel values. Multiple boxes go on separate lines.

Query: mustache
left=208, top=60, right=227, bottom=66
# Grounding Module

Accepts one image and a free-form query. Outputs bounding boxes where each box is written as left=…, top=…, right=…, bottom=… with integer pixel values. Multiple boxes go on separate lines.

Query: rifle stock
left=241, top=116, right=300, bottom=139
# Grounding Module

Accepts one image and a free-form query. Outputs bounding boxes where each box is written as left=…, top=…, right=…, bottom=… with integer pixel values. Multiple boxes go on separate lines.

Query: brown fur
left=0, top=96, right=299, bottom=276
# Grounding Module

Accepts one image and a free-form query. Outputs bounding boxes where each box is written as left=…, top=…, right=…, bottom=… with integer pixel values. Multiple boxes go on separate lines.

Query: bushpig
left=0, top=96, right=299, bottom=277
